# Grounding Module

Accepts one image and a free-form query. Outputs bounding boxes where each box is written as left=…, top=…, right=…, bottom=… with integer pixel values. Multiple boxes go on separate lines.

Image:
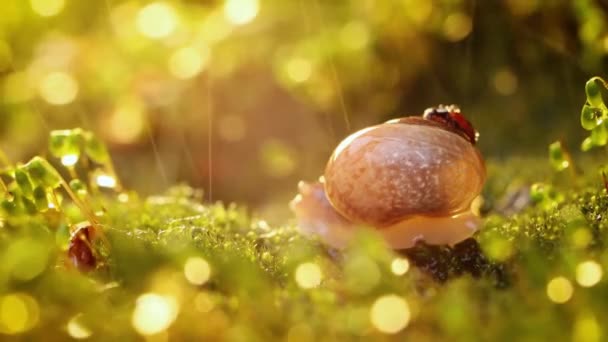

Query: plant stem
left=60, top=177, right=98, bottom=225
left=67, top=166, right=78, bottom=180
left=50, top=190, right=61, bottom=210
left=591, top=76, right=608, bottom=90
left=0, top=177, right=9, bottom=197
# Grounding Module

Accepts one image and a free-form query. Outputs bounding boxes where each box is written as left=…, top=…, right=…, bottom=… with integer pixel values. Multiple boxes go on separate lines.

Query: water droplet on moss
left=581, top=105, right=603, bottom=130
left=586, top=78, right=606, bottom=108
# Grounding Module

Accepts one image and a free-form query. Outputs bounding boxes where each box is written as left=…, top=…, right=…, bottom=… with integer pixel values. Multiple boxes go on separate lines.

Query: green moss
left=4, top=92, right=608, bottom=339
left=0, top=153, right=607, bottom=340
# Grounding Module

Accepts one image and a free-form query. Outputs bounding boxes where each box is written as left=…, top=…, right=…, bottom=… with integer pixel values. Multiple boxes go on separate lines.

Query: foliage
left=581, top=77, right=608, bottom=151
left=0, top=107, right=608, bottom=340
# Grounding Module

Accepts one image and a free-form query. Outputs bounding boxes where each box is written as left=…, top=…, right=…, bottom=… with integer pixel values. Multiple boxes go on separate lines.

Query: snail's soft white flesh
left=291, top=117, right=486, bottom=249
left=290, top=180, right=480, bottom=249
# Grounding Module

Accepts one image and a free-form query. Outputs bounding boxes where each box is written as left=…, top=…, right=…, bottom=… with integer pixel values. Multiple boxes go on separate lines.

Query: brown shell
left=324, top=117, right=485, bottom=227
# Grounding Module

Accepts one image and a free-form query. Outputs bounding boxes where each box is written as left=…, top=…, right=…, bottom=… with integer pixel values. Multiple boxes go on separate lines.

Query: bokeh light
left=200, top=11, right=234, bottom=43
left=132, top=293, right=179, bottom=336
left=443, top=13, right=472, bottom=42
left=67, top=314, right=92, bottom=339
left=391, top=258, right=410, bottom=276
left=136, top=2, right=177, bottom=39
left=403, top=0, right=433, bottom=25
left=169, top=46, right=209, bottom=79
left=493, top=68, right=518, bottom=96
left=576, top=261, right=603, bottom=287
left=571, top=228, right=593, bottom=249
left=572, top=314, right=601, bottom=342
left=106, top=99, right=146, bottom=144
left=224, top=0, right=259, bottom=25
left=61, top=154, right=79, bottom=167
left=38, top=71, right=78, bottom=105
left=339, top=21, right=370, bottom=50
left=285, top=58, right=312, bottom=83
left=0, top=293, right=39, bottom=335
left=30, top=0, right=65, bottom=17
left=547, top=277, right=574, bottom=303
left=295, top=262, right=322, bottom=289
left=184, top=257, right=211, bottom=286
left=370, top=294, right=410, bottom=334
left=260, top=140, right=296, bottom=178
left=96, top=174, right=117, bottom=189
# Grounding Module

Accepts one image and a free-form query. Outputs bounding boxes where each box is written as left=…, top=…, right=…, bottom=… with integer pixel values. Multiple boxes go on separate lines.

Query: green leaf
left=22, top=157, right=62, bottom=189
left=0, top=198, right=18, bottom=214
left=33, top=186, right=49, bottom=211
left=49, top=129, right=82, bottom=158
left=581, top=136, right=594, bottom=151
left=14, top=169, right=33, bottom=196
left=548, top=141, right=569, bottom=172
left=586, top=78, right=605, bottom=108
left=21, top=196, right=37, bottom=214
left=83, top=132, right=110, bottom=164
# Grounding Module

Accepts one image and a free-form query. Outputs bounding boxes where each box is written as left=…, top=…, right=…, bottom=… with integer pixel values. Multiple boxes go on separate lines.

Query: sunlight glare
left=132, top=293, right=179, bottom=336
left=370, top=294, right=410, bottom=334
left=184, top=257, right=211, bottom=286
left=30, top=0, right=65, bottom=17
left=286, top=58, right=312, bottom=83
left=391, top=258, right=410, bottom=276
left=38, top=72, right=78, bottom=105
left=224, top=0, right=259, bottom=25
left=493, top=68, right=518, bottom=95
left=169, top=46, right=209, bottom=79
left=547, top=277, right=573, bottom=303
left=0, top=293, right=39, bottom=335
left=137, top=2, right=177, bottom=39
left=67, top=314, right=92, bottom=339
left=61, top=154, right=79, bottom=167
left=576, top=261, right=603, bottom=287
left=295, top=262, right=322, bottom=289
left=96, top=174, right=117, bottom=189
left=443, top=13, right=472, bottom=42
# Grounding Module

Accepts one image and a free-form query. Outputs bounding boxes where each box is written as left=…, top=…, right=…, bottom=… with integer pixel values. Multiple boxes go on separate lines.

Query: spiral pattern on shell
left=324, top=117, right=485, bottom=228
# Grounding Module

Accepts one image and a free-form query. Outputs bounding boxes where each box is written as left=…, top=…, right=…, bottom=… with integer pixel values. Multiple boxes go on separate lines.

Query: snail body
left=291, top=105, right=486, bottom=249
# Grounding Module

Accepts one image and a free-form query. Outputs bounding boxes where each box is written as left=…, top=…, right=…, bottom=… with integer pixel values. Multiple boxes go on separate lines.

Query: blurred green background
left=0, top=0, right=607, bottom=216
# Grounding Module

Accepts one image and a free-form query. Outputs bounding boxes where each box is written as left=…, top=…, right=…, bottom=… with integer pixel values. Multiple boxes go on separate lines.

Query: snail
left=290, top=105, right=486, bottom=249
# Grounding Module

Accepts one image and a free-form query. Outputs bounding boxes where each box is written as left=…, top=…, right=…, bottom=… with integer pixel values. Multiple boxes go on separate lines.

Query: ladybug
left=423, top=105, right=479, bottom=145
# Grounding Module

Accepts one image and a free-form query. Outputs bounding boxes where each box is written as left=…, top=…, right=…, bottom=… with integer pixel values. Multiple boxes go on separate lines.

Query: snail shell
left=291, top=107, right=486, bottom=249
left=324, top=117, right=485, bottom=227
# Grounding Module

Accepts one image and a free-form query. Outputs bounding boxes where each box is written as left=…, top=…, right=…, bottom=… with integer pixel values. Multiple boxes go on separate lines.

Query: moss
left=1, top=111, right=608, bottom=341
left=0, top=153, right=607, bottom=340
